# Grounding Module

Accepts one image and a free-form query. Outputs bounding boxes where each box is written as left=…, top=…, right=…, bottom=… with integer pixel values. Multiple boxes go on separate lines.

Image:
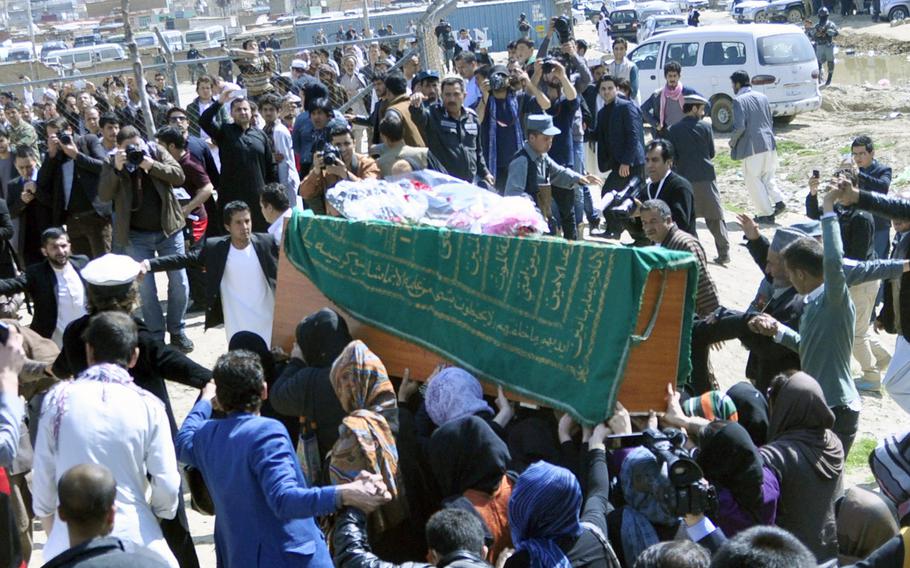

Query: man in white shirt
left=260, top=182, right=292, bottom=244
left=0, top=228, right=88, bottom=346
left=142, top=200, right=279, bottom=345
left=259, top=94, right=300, bottom=205
left=32, top=311, right=180, bottom=567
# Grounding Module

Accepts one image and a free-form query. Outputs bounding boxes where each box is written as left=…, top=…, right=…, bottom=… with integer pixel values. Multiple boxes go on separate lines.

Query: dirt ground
left=23, top=11, right=910, bottom=566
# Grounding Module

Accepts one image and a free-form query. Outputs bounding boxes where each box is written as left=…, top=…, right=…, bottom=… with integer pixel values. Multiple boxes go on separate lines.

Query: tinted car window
left=611, top=10, right=638, bottom=22
left=703, top=41, right=747, bottom=65
left=631, top=41, right=661, bottom=70
left=757, top=33, right=815, bottom=65
left=665, top=42, right=699, bottom=67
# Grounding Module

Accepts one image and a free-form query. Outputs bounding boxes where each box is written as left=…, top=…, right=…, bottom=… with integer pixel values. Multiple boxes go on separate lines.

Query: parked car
left=881, top=0, right=910, bottom=19
left=183, top=25, right=226, bottom=49
left=610, top=8, right=641, bottom=41
left=72, top=33, right=102, bottom=47
left=5, top=43, right=34, bottom=62
left=40, top=41, right=68, bottom=60
left=45, top=44, right=126, bottom=70
left=637, top=0, right=682, bottom=18
left=638, top=14, right=688, bottom=43
left=733, top=0, right=806, bottom=22
left=629, top=24, right=820, bottom=131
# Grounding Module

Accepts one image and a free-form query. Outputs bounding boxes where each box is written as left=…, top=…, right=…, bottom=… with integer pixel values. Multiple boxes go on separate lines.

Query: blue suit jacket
left=595, top=96, right=645, bottom=172
left=176, top=401, right=337, bottom=567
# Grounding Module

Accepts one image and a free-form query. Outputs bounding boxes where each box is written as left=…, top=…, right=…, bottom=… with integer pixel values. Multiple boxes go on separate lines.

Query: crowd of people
left=0, top=13, right=907, bottom=568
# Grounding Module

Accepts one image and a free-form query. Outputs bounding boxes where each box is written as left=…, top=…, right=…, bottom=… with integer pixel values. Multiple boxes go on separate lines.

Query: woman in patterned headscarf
left=328, top=340, right=410, bottom=550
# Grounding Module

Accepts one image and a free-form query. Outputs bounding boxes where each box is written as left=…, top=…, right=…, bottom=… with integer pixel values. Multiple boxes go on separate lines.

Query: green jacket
left=98, top=143, right=185, bottom=248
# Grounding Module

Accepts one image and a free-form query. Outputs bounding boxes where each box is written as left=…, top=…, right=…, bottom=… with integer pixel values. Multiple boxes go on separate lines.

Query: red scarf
left=659, top=83, right=685, bottom=128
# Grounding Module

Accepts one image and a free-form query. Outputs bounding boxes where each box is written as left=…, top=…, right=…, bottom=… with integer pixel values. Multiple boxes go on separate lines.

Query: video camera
left=552, top=16, right=573, bottom=44
left=322, top=143, right=343, bottom=166
left=600, top=176, right=642, bottom=238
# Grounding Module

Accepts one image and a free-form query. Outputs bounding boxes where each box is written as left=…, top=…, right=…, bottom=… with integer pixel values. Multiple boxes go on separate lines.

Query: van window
left=185, top=31, right=207, bottom=43
left=74, top=52, right=92, bottom=64
left=757, top=33, right=815, bottom=65
left=100, top=48, right=120, bottom=59
left=611, top=10, right=637, bottom=22
left=664, top=42, right=698, bottom=67
left=702, top=41, right=746, bottom=66
left=631, top=42, right=661, bottom=71
left=135, top=36, right=157, bottom=48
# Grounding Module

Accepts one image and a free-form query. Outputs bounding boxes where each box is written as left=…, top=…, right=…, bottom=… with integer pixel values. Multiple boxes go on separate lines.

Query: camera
left=640, top=429, right=717, bottom=517
left=58, top=132, right=72, bottom=145
left=489, top=72, right=508, bottom=92
left=601, top=176, right=642, bottom=238
left=125, top=144, right=146, bottom=166
left=552, top=16, right=572, bottom=44
left=541, top=57, right=555, bottom=75
left=322, top=143, right=342, bottom=166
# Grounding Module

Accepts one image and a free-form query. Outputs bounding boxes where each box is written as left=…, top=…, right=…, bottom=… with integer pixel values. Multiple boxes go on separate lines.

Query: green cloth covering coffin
left=284, top=211, right=699, bottom=424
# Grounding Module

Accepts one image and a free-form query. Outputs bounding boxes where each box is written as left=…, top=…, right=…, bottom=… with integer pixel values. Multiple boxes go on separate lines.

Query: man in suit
left=851, top=135, right=893, bottom=260
left=640, top=139, right=695, bottom=235
left=594, top=75, right=645, bottom=196
left=36, top=117, right=112, bottom=259
left=667, top=94, right=729, bottom=264
left=729, top=70, right=785, bottom=225
left=8, top=146, right=52, bottom=267
left=175, top=350, right=389, bottom=568
left=141, top=200, right=279, bottom=344
left=0, top=228, right=88, bottom=345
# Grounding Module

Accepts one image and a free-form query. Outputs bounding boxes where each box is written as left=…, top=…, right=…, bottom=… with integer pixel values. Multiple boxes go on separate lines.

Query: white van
left=133, top=32, right=159, bottom=49
left=629, top=24, right=820, bottom=131
left=161, top=30, right=185, bottom=52
left=183, top=26, right=226, bottom=48
left=46, top=44, right=126, bottom=70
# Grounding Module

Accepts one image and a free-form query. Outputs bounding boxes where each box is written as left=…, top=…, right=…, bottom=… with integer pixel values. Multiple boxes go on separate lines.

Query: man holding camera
left=36, top=117, right=112, bottom=259
left=409, top=77, right=493, bottom=186
left=8, top=146, right=50, bottom=267
left=299, top=125, right=380, bottom=214
left=98, top=126, right=191, bottom=351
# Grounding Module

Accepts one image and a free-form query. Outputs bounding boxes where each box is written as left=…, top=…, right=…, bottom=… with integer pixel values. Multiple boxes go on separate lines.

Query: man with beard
left=410, top=77, right=492, bottom=186
left=416, top=70, right=441, bottom=106
left=0, top=228, right=88, bottom=344
left=641, top=61, right=709, bottom=138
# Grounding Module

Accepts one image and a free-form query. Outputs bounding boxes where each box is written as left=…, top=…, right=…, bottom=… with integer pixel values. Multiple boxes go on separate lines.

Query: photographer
left=8, top=146, right=50, bottom=266
left=478, top=63, right=550, bottom=195
left=98, top=125, right=190, bottom=349
left=299, top=125, right=380, bottom=215
left=36, top=117, right=111, bottom=258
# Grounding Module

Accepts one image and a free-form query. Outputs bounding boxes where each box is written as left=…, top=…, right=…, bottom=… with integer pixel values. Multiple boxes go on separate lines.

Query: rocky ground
left=24, top=10, right=910, bottom=566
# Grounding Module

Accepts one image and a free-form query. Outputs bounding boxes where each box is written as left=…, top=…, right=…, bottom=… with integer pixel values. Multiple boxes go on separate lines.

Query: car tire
left=710, top=96, right=735, bottom=132
left=787, top=6, right=804, bottom=21
left=890, top=5, right=910, bottom=18
left=773, top=114, right=796, bottom=126
left=754, top=10, right=769, bottom=21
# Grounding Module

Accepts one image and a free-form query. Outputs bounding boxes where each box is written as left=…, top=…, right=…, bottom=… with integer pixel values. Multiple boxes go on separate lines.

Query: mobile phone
left=812, top=169, right=820, bottom=179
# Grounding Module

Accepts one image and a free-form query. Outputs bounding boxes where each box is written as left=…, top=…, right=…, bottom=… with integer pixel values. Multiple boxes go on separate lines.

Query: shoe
left=589, top=218, right=601, bottom=232
left=753, top=214, right=776, bottom=225
left=773, top=201, right=787, bottom=215
left=170, top=333, right=195, bottom=354
left=714, top=254, right=731, bottom=265
left=855, top=379, right=882, bottom=393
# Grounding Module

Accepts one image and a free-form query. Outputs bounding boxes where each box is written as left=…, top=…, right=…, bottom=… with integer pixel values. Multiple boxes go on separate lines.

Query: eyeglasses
left=169, top=116, right=188, bottom=123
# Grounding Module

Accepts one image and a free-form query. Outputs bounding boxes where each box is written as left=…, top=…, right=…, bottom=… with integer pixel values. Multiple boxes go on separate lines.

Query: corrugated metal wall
left=294, top=0, right=557, bottom=53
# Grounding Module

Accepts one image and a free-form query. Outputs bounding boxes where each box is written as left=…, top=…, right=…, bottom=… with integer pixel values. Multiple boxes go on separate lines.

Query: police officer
left=814, top=7, right=838, bottom=86
left=409, top=76, right=495, bottom=186
left=416, top=70, right=442, bottom=107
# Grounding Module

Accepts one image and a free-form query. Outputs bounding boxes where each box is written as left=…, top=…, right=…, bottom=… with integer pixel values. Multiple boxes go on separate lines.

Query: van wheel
left=773, top=114, right=796, bottom=126
left=711, top=97, right=734, bottom=133
left=890, top=5, right=909, bottom=19
left=754, top=10, right=769, bottom=21
left=787, top=6, right=804, bottom=21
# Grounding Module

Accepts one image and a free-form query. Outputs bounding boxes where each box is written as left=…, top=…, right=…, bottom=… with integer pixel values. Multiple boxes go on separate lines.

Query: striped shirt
left=236, top=55, right=275, bottom=97
left=661, top=225, right=719, bottom=317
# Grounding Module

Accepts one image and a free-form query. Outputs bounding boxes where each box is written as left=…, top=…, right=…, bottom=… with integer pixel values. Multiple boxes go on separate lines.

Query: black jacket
left=0, top=200, right=16, bottom=279
left=7, top=176, right=53, bottom=266
left=36, top=134, right=111, bottom=226
left=0, top=255, right=89, bottom=338
left=332, top=507, right=490, bottom=568
left=594, top=97, right=645, bottom=173
left=878, top=230, right=910, bottom=343
left=148, top=233, right=278, bottom=330
left=641, top=171, right=696, bottom=235
left=805, top=195, right=874, bottom=261
left=858, top=159, right=893, bottom=232
left=666, top=115, right=716, bottom=184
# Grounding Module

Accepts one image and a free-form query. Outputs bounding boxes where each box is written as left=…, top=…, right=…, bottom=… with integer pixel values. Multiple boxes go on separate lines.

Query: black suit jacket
left=148, top=233, right=278, bottom=330
left=0, top=255, right=90, bottom=338
left=7, top=177, right=53, bottom=266
left=642, top=171, right=696, bottom=235
left=36, top=134, right=111, bottom=225
left=878, top=231, right=910, bottom=343
left=0, top=200, right=16, bottom=279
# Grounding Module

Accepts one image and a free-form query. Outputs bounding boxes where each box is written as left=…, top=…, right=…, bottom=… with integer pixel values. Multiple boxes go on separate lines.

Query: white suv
left=882, top=0, right=910, bottom=19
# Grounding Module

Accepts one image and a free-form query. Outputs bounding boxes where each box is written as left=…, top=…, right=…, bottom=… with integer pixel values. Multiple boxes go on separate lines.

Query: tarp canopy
left=283, top=211, right=699, bottom=424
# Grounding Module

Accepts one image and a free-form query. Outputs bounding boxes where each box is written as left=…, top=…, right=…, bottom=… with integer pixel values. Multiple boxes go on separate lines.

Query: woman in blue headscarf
left=504, top=423, right=620, bottom=568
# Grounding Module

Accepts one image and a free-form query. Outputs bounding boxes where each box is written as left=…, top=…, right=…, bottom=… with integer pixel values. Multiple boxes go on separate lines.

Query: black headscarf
left=429, top=415, right=511, bottom=499
left=762, top=372, right=844, bottom=480
left=296, top=308, right=353, bottom=367
left=229, top=331, right=275, bottom=382
left=726, top=382, right=770, bottom=447
left=697, top=421, right=765, bottom=515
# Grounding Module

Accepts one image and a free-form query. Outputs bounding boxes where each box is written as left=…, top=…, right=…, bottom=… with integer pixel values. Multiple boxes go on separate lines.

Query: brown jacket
left=385, top=94, right=426, bottom=148
left=298, top=153, right=381, bottom=214
left=661, top=225, right=719, bottom=317
left=98, top=143, right=186, bottom=248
